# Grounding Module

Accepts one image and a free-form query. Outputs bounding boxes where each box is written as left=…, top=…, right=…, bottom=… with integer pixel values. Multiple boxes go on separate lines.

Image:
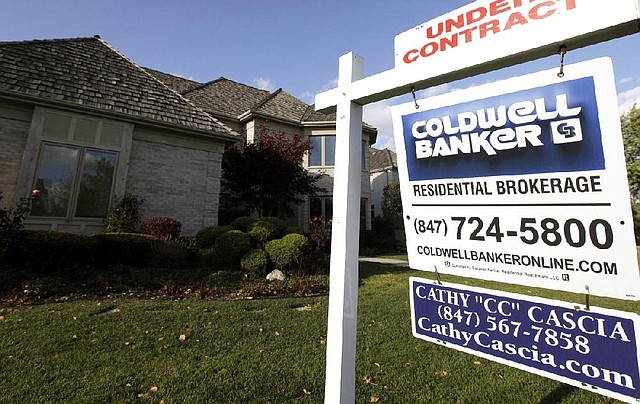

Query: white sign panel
left=392, top=58, right=640, bottom=300
left=395, top=0, right=640, bottom=70
left=410, top=277, right=640, bottom=403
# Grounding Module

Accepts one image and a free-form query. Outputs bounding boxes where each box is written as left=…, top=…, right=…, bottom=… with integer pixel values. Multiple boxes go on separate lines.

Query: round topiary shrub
left=247, top=220, right=280, bottom=244
left=240, top=249, right=270, bottom=277
left=203, top=230, right=251, bottom=269
left=195, top=225, right=232, bottom=249
left=265, top=233, right=311, bottom=271
left=230, top=216, right=257, bottom=232
left=259, top=216, right=287, bottom=234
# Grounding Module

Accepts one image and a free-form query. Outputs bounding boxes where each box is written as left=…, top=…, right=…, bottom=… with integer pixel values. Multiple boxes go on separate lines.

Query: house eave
left=0, top=90, right=241, bottom=144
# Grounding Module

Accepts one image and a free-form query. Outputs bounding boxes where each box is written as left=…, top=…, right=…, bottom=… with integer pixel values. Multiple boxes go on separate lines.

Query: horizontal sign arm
left=316, top=14, right=640, bottom=113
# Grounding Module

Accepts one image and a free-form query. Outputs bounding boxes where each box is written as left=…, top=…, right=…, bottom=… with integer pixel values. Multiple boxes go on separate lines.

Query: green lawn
left=0, top=261, right=634, bottom=403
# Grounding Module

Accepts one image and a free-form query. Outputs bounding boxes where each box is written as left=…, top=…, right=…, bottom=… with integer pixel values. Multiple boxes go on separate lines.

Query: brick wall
left=127, top=127, right=226, bottom=235
left=0, top=102, right=33, bottom=207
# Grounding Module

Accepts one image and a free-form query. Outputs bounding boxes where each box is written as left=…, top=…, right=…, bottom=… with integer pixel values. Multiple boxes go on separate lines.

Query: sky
left=2, top=0, right=640, bottom=151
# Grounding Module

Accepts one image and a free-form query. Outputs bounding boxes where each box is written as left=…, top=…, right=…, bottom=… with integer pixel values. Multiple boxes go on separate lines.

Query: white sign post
left=317, top=1, right=640, bottom=402
left=323, top=52, right=364, bottom=404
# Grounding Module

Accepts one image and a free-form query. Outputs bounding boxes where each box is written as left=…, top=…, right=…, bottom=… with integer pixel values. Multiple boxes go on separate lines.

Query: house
left=145, top=72, right=377, bottom=230
left=0, top=36, right=377, bottom=234
left=369, top=147, right=399, bottom=218
left=0, top=36, right=238, bottom=235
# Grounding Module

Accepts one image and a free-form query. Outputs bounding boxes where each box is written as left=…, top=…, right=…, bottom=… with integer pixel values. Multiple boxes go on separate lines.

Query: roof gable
left=0, top=36, right=236, bottom=136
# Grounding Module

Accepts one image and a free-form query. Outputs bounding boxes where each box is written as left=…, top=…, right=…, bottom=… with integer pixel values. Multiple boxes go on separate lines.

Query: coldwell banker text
left=411, top=93, right=581, bottom=159
left=401, top=77, right=605, bottom=181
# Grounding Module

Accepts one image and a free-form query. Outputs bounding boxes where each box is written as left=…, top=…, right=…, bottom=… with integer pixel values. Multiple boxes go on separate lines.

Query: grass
left=0, top=260, right=635, bottom=403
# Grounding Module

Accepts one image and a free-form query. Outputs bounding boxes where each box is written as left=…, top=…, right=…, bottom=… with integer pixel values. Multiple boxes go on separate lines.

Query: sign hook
left=411, top=86, right=419, bottom=109
left=434, top=266, right=442, bottom=285
left=585, top=285, right=591, bottom=311
left=557, top=46, right=568, bottom=78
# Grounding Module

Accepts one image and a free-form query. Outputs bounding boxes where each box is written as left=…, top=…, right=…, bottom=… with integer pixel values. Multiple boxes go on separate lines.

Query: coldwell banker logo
left=402, top=77, right=605, bottom=181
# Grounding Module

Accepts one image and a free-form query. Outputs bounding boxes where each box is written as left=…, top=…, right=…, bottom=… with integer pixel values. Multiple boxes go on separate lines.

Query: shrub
left=310, top=219, right=331, bottom=251
left=284, top=227, right=305, bottom=235
left=0, top=191, right=34, bottom=232
left=103, top=192, right=144, bottom=233
left=259, top=216, right=287, bottom=234
left=195, top=225, right=232, bottom=249
left=91, top=233, right=155, bottom=267
left=247, top=220, right=280, bottom=244
left=202, top=230, right=251, bottom=269
left=150, top=237, right=196, bottom=268
left=2, top=230, right=90, bottom=272
left=265, top=233, right=311, bottom=271
left=230, top=216, right=257, bottom=232
left=240, top=249, right=270, bottom=277
left=141, top=216, right=182, bottom=238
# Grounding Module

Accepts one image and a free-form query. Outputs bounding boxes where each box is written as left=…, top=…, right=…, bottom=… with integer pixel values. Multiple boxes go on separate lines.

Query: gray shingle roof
left=370, top=147, right=397, bottom=171
left=0, top=36, right=236, bottom=137
left=143, top=67, right=202, bottom=94
left=183, top=78, right=271, bottom=118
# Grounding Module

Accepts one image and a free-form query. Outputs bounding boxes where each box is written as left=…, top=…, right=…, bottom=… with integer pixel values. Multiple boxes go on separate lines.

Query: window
left=310, top=196, right=333, bottom=223
left=309, top=136, right=335, bottom=167
left=31, top=145, right=116, bottom=218
left=29, top=110, right=129, bottom=220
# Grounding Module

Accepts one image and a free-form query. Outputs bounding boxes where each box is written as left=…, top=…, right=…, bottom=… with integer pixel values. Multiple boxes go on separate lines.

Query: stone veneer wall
left=0, top=101, right=33, bottom=207
left=127, top=127, right=226, bottom=235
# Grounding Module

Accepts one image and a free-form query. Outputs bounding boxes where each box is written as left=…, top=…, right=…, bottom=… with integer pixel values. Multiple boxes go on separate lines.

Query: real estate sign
left=410, top=277, right=640, bottom=403
left=392, top=58, right=640, bottom=300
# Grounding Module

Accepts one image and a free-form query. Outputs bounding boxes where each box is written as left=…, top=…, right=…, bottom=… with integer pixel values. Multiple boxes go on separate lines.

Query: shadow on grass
left=539, top=384, right=578, bottom=403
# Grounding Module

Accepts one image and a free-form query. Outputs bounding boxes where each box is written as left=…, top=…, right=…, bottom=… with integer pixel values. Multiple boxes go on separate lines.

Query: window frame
left=308, top=135, right=336, bottom=168
left=16, top=107, right=132, bottom=227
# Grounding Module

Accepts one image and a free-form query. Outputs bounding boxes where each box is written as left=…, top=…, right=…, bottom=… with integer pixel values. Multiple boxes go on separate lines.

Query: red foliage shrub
left=141, top=217, right=182, bottom=238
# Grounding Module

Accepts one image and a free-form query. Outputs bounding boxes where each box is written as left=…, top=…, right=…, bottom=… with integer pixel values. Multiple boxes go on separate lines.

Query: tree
left=621, top=104, right=640, bottom=202
left=221, top=122, right=326, bottom=218
left=621, top=104, right=640, bottom=243
left=382, top=182, right=403, bottom=228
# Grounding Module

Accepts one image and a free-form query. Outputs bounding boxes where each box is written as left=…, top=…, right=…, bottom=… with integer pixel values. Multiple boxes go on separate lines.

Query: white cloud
left=619, top=77, right=635, bottom=85
left=254, top=77, right=276, bottom=91
left=364, top=83, right=453, bottom=151
left=618, top=85, right=640, bottom=114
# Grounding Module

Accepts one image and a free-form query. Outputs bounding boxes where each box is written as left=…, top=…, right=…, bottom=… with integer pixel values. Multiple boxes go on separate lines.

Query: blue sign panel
left=401, top=77, right=605, bottom=180
left=410, top=277, right=640, bottom=402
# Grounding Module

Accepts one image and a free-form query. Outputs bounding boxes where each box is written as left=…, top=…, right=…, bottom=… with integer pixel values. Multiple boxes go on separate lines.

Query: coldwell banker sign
left=410, top=278, right=640, bottom=402
left=391, top=58, right=640, bottom=300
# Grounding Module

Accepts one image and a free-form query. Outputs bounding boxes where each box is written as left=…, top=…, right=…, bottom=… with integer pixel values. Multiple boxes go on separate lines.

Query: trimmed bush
left=91, top=233, right=156, bottom=267
left=2, top=230, right=89, bottom=272
left=195, top=225, right=232, bottom=249
left=247, top=220, right=280, bottom=244
left=141, top=217, right=182, bottom=238
left=240, top=249, right=270, bottom=277
left=150, top=237, right=196, bottom=268
left=259, top=216, right=287, bottom=234
left=230, top=216, right=257, bottom=232
left=265, top=233, right=311, bottom=271
left=202, top=230, right=251, bottom=269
